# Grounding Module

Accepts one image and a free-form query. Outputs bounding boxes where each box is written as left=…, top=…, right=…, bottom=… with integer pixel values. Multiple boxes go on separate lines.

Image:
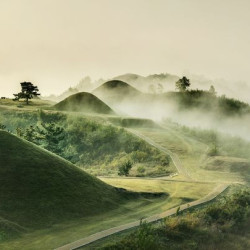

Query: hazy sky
left=0, top=0, right=249, bottom=97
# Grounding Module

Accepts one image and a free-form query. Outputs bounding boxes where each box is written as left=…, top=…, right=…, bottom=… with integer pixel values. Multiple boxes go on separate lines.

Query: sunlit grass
left=0, top=178, right=215, bottom=250
left=133, top=127, right=247, bottom=183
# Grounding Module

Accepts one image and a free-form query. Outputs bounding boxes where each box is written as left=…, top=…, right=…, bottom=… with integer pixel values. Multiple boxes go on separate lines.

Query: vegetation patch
left=0, top=110, right=173, bottom=177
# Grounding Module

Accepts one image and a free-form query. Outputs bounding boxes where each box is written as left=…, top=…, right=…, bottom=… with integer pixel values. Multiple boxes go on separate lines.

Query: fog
left=91, top=82, right=250, bottom=142
left=0, top=0, right=250, bottom=98
left=1, top=0, right=250, bottom=140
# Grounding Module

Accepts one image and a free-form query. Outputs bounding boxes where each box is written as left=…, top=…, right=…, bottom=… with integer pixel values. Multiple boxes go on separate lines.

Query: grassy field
left=0, top=178, right=215, bottom=250
left=100, top=177, right=215, bottom=201
left=0, top=98, right=54, bottom=110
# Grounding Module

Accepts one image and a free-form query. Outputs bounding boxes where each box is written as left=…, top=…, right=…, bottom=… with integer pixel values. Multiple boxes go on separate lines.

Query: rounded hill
left=93, top=80, right=141, bottom=96
left=54, top=92, right=114, bottom=114
left=0, top=131, right=124, bottom=228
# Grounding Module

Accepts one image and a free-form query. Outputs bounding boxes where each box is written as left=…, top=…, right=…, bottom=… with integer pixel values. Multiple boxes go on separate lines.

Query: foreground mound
left=54, top=92, right=114, bottom=114
left=0, top=131, right=124, bottom=228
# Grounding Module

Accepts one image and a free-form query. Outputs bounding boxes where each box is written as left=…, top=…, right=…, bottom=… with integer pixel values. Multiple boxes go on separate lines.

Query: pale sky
left=0, top=0, right=249, bottom=97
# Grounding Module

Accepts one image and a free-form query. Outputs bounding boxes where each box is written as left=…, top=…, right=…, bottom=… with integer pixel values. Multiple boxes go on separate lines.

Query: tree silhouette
left=209, top=85, right=217, bottom=96
left=13, top=82, right=40, bottom=104
left=175, top=76, right=191, bottom=92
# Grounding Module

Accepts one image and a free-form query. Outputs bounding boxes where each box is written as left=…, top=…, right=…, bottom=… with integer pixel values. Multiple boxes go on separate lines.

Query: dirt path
left=55, top=184, right=228, bottom=250
left=126, top=128, right=192, bottom=180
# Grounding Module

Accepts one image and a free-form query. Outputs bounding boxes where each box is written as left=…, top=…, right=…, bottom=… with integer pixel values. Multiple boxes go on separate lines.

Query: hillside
left=93, top=80, right=141, bottom=99
left=0, top=131, right=127, bottom=229
left=161, top=90, right=250, bottom=117
left=92, top=80, right=144, bottom=114
left=54, top=92, right=114, bottom=114
left=112, top=73, right=179, bottom=93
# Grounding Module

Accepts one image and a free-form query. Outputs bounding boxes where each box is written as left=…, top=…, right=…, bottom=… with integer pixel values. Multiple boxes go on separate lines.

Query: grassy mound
left=0, top=131, right=126, bottom=229
left=54, top=92, right=114, bottom=114
left=94, top=80, right=140, bottom=94
left=93, top=80, right=141, bottom=101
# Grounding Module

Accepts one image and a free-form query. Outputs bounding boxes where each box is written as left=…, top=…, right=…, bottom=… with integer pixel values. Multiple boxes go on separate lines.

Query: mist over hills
left=93, top=80, right=141, bottom=104
left=43, top=72, right=250, bottom=104
left=42, top=73, right=250, bottom=140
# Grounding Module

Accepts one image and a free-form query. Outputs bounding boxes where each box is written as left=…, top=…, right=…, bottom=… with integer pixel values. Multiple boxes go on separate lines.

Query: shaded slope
left=54, top=92, right=114, bottom=114
left=92, top=80, right=145, bottom=115
left=0, top=131, right=124, bottom=228
left=93, top=80, right=141, bottom=102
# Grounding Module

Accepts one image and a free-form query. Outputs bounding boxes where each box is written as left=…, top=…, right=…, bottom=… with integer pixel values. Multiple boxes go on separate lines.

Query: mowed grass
left=133, top=127, right=247, bottom=183
left=100, top=177, right=215, bottom=203
left=0, top=196, right=166, bottom=250
left=0, top=177, right=215, bottom=250
left=0, top=98, right=54, bottom=110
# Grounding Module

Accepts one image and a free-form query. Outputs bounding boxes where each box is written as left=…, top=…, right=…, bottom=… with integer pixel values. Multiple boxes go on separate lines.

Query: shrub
left=118, top=160, right=133, bottom=176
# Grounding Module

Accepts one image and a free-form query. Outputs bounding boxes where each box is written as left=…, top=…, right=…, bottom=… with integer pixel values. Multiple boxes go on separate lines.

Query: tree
left=118, top=160, right=133, bottom=176
left=175, top=76, right=191, bottom=92
left=209, top=85, right=217, bottom=96
left=16, top=123, right=64, bottom=155
left=207, top=132, right=219, bottom=156
left=157, top=83, right=164, bottom=94
left=37, top=123, right=65, bottom=154
left=13, top=82, right=40, bottom=104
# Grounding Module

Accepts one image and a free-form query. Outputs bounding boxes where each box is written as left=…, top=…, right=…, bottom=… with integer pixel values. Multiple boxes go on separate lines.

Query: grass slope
left=54, top=92, right=114, bottom=114
left=0, top=131, right=125, bottom=229
left=93, top=80, right=142, bottom=103
left=161, top=90, right=250, bottom=117
left=94, top=80, right=141, bottom=95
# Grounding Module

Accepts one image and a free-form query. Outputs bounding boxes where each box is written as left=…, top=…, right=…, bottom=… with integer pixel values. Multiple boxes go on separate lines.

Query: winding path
left=55, top=128, right=229, bottom=250
left=55, top=184, right=228, bottom=250
left=126, top=128, right=192, bottom=180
